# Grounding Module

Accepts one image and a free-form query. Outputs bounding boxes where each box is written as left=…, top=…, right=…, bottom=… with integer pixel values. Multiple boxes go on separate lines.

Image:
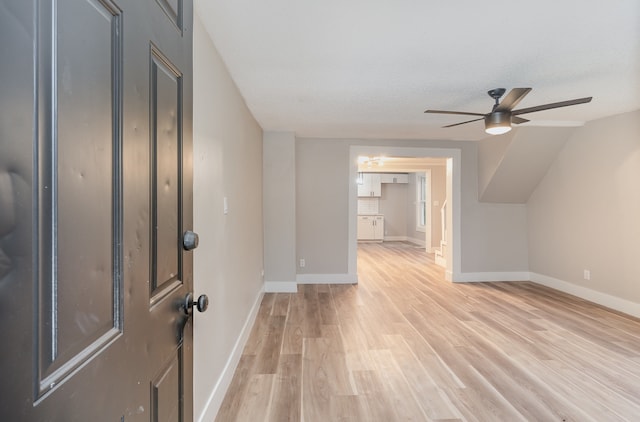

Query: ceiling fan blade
left=512, top=116, right=529, bottom=124
left=424, top=109, right=486, bottom=117
left=442, top=117, right=484, bottom=128
left=496, top=88, right=532, bottom=112
left=512, top=97, right=593, bottom=116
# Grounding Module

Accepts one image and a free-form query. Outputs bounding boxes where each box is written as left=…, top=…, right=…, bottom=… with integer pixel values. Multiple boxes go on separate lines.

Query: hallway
left=215, top=242, right=640, bottom=421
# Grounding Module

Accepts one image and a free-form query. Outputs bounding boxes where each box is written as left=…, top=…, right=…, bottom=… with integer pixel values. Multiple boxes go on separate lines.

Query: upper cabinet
left=379, top=173, right=409, bottom=184
left=358, top=173, right=381, bottom=197
left=358, top=173, right=408, bottom=197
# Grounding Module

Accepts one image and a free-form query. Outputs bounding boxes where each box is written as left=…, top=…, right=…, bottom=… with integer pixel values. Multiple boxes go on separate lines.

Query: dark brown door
left=0, top=0, right=197, bottom=420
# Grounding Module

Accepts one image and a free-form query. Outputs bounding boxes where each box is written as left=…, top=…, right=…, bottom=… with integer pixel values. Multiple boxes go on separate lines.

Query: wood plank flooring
left=214, top=242, right=640, bottom=421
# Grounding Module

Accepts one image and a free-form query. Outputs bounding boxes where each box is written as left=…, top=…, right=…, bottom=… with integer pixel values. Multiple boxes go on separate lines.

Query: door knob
left=183, top=230, right=199, bottom=251
left=183, top=292, right=209, bottom=315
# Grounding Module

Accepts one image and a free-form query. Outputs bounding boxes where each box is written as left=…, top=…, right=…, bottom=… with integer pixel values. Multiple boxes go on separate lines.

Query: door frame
left=415, top=169, right=432, bottom=252
left=348, top=146, right=461, bottom=282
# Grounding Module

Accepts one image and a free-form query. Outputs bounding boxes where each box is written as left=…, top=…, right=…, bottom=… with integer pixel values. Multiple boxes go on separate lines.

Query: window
left=416, top=173, right=427, bottom=232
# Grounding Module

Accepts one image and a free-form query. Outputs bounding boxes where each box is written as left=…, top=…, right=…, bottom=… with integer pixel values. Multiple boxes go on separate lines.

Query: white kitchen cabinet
left=357, top=173, right=381, bottom=197
left=357, top=215, right=384, bottom=241
left=379, top=173, right=409, bottom=184
left=393, top=173, right=409, bottom=183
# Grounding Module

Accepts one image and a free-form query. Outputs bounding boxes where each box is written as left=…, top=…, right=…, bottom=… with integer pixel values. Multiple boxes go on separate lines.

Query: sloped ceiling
left=478, top=127, right=575, bottom=203
left=195, top=0, right=640, bottom=141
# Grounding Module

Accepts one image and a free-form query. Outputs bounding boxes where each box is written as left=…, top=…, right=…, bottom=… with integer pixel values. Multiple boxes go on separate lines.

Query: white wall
left=193, top=14, right=264, bottom=421
left=528, top=110, right=640, bottom=313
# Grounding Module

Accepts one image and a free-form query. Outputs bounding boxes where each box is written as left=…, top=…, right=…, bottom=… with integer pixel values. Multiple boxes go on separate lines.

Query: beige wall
left=263, top=132, right=296, bottom=285
left=478, top=127, right=573, bottom=203
left=296, top=139, right=350, bottom=275
left=296, top=138, right=530, bottom=277
left=379, top=183, right=408, bottom=238
left=193, top=14, right=264, bottom=421
left=528, top=110, right=640, bottom=304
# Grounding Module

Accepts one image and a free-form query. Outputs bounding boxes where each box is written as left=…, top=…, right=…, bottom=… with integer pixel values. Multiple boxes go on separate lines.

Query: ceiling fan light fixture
left=426, top=88, right=592, bottom=134
left=484, top=111, right=512, bottom=135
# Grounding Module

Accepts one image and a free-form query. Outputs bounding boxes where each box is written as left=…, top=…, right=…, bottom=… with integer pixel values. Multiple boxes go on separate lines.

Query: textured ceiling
left=195, top=0, right=640, bottom=141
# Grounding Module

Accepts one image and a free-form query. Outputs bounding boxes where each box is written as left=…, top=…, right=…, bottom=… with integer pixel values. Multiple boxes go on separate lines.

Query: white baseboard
left=296, top=273, right=358, bottom=284
left=264, top=281, right=298, bottom=293
left=453, top=271, right=531, bottom=283
left=530, top=272, right=640, bottom=319
left=373, top=235, right=426, bottom=248
left=406, top=236, right=426, bottom=247
left=451, top=271, right=640, bottom=319
left=197, top=289, right=264, bottom=422
left=384, top=236, right=408, bottom=242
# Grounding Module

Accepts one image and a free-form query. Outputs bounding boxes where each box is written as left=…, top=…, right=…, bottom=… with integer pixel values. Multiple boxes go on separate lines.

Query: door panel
left=156, top=0, right=182, bottom=31
left=151, top=350, right=183, bottom=422
left=0, top=0, right=195, bottom=420
left=150, top=46, right=182, bottom=302
left=38, top=0, right=123, bottom=393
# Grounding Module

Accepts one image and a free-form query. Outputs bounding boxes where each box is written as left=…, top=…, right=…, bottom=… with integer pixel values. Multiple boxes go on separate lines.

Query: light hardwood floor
left=215, top=242, right=640, bottom=421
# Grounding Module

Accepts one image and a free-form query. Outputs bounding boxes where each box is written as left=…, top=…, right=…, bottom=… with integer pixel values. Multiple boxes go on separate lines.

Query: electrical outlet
left=583, top=269, right=591, bottom=280
left=299, top=258, right=305, bottom=268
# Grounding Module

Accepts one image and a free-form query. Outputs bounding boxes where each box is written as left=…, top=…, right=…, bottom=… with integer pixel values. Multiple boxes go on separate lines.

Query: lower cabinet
left=357, top=215, right=384, bottom=241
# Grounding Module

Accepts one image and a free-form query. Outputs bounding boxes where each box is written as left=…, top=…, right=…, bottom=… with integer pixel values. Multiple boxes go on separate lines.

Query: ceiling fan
left=424, top=88, right=592, bottom=135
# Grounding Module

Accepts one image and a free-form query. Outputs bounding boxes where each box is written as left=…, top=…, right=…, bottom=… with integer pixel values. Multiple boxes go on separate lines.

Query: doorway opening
left=348, top=146, right=461, bottom=282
